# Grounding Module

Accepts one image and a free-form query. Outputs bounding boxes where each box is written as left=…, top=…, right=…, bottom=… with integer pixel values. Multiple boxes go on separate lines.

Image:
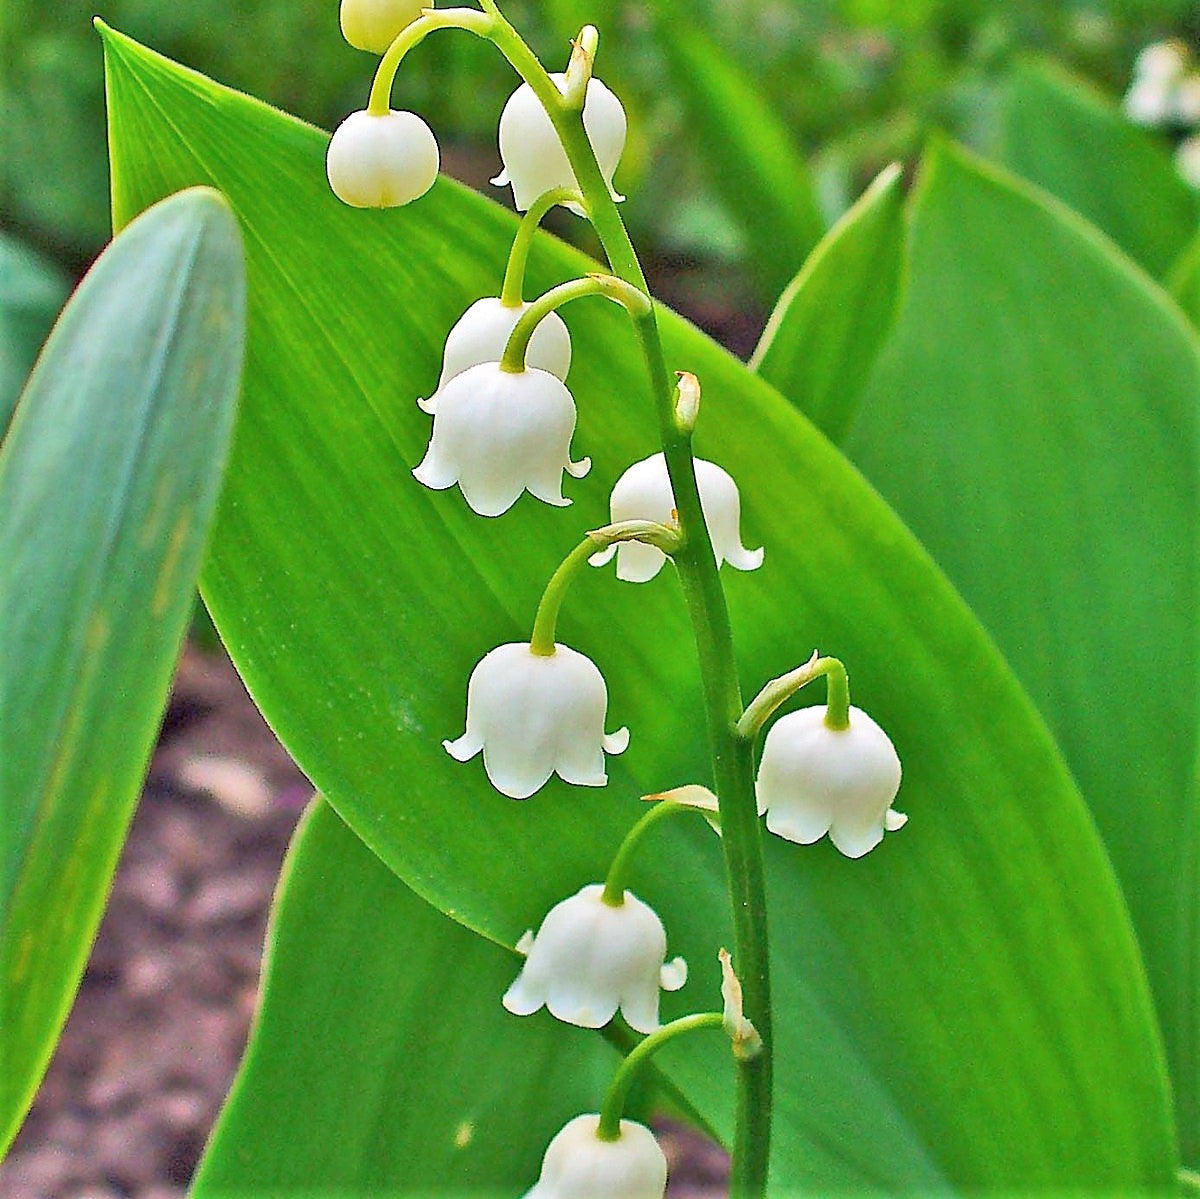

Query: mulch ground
left=2, top=647, right=729, bottom=1197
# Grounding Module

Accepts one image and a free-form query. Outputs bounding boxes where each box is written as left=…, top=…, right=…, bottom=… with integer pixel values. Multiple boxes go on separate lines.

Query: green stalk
left=484, top=16, right=773, bottom=1194
left=529, top=520, right=682, bottom=657
left=499, top=187, right=585, bottom=306
left=737, top=654, right=851, bottom=739
left=500, top=274, right=650, bottom=373
left=601, top=800, right=716, bottom=907
left=596, top=1012, right=726, bottom=1142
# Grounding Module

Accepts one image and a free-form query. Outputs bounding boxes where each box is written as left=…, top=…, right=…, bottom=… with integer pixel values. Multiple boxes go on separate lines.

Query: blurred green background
left=2, top=0, right=1197, bottom=325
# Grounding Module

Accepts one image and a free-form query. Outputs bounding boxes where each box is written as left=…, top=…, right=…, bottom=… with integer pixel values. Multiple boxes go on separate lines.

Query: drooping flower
left=589, top=453, right=763, bottom=583
left=756, top=705, right=906, bottom=859
left=326, top=109, right=439, bottom=208
left=444, top=644, right=628, bottom=798
left=523, top=1114, right=668, bottom=1199
left=493, top=74, right=626, bottom=213
left=339, top=0, right=426, bottom=54
left=419, top=298, right=572, bottom=413
left=504, top=884, right=687, bottom=1033
left=413, top=362, right=590, bottom=516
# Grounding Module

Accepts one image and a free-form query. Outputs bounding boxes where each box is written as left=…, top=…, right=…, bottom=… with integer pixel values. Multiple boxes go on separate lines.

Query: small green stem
left=367, top=8, right=496, bottom=115
left=737, top=654, right=851, bottom=740
left=597, top=1012, right=725, bottom=1141
left=499, top=187, right=585, bottom=306
left=602, top=800, right=715, bottom=907
left=530, top=521, right=682, bottom=657
left=499, top=274, right=650, bottom=373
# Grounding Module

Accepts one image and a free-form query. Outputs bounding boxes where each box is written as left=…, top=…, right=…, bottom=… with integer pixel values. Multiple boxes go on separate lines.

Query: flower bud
left=504, top=885, right=686, bottom=1033
left=419, top=298, right=572, bottom=413
left=492, top=74, right=626, bottom=213
left=326, top=109, right=439, bottom=208
left=756, top=705, right=906, bottom=859
left=413, top=362, right=590, bottom=516
left=339, top=0, right=426, bottom=54
left=444, top=643, right=628, bottom=798
left=523, top=1114, right=667, bottom=1199
left=590, top=453, right=763, bottom=582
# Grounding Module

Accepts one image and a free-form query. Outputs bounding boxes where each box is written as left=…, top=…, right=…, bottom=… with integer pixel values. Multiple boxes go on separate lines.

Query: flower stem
left=602, top=800, right=715, bottom=907
left=367, top=8, right=496, bottom=116
left=529, top=521, right=682, bottom=657
left=500, top=274, right=650, bottom=373
left=737, top=653, right=851, bottom=739
left=482, top=17, right=773, bottom=1195
left=499, top=187, right=586, bottom=306
left=596, top=1012, right=725, bottom=1142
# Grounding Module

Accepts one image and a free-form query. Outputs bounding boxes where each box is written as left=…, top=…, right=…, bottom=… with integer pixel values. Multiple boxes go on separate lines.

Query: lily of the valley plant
left=328, top=2, right=907, bottom=1194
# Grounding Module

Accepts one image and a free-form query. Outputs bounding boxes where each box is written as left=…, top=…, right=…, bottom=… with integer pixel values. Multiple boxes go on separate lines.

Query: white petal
left=588, top=544, right=617, bottom=568
left=757, top=705, right=902, bottom=855
left=828, top=822, right=886, bottom=860
left=443, top=731, right=483, bottom=763
left=603, top=726, right=630, bottom=755
left=884, top=808, right=909, bottom=832
left=326, top=110, right=439, bottom=209
left=618, top=987, right=661, bottom=1035
left=503, top=971, right=547, bottom=1017
left=724, top=542, right=765, bottom=572
left=436, top=298, right=571, bottom=390
left=515, top=929, right=536, bottom=955
left=660, top=956, right=688, bottom=992
left=412, top=445, right=458, bottom=491
left=615, top=541, right=667, bottom=583
left=764, top=803, right=832, bottom=846
left=523, top=1115, right=667, bottom=1199
left=565, top=454, right=591, bottom=479
left=481, top=737, right=555, bottom=799
left=495, top=75, right=626, bottom=212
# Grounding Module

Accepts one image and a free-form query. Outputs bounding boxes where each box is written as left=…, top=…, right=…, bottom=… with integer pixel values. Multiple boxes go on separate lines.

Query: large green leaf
left=0, top=188, right=244, bottom=1154
left=1169, top=228, right=1200, bottom=329
left=849, top=141, right=1200, bottom=1166
left=750, top=163, right=905, bottom=443
left=992, top=56, right=1199, bottom=278
left=103, top=29, right=1177, bottom=1193
left=194, top=799, right=616, bottom=1198
left=646, top=7, right=825, bottom=302
left=0, top=233, right=70, bottom=435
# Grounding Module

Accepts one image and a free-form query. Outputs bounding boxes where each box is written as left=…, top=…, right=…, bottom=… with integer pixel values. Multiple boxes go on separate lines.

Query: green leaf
left=1168, top=228, right=1200, bottom=328
left=194, top=799, right=617, bottom=1198
left=0, top=187, right=244, bottom=1155
left=0, top=233, right=70, bottom=435
left=749, top=163, right=906, bottom=443
left=849, top=139, right=1199, bottom=1166
left=646, top=9, right=826, bottom=302
left=102, top=29, right=1177, bottom=1192
left=992, top=56, right=1199, bottom=277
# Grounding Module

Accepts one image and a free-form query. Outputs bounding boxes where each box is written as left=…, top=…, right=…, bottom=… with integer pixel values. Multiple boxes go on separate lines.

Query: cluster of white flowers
left=328, top=11, right=909, bottom=1193
left=1124, top=40, right=1200, bottom=188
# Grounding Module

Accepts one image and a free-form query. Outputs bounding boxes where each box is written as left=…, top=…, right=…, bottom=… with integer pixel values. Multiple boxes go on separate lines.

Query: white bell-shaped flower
left=756, top=705, right=906, bottom=859
left=339, top=0, right=425, bottom=54
left=326, top=109, right=439, bottom=207
left=590, top=453, right=763, bottom=583
left=445, top=644, right=628, bottom=798
left=418, top=298, right=572, bottom=414
left=413, top=362, right=590, bottom=516
left=492, top=74, right=626, bottom=213
left=523, top=1114, right=668, bottom=1199
left=504, top=884, right=687, bottom=1033
left=1177, top=134, right=1200, bottom=188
